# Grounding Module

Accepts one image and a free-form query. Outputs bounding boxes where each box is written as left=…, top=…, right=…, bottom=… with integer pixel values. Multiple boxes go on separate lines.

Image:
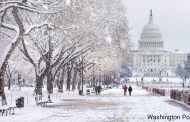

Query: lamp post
left=68, top=61, right=72, bottom=90
left=167, top=72, right=168, bottom=82
left=159, top=71, right=162, bottom=82
left=81, top=58, right=84, bottom=94
left=92, top=60, right=95, bottom=88
left=98, top=64, right=101, bottom=85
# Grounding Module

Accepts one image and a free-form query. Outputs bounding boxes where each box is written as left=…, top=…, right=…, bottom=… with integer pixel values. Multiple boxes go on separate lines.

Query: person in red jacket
left=123, top=84, right=128, bottom=96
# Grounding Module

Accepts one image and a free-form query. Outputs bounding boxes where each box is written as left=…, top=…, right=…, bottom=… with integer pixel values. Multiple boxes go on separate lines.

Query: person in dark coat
left=123, top=84, right=128, bottom=96
left=128, top=85, right=133, bottom=96
left=97, top=85, right=102, bottom=95
left=95, top=86, right=98, bottom=95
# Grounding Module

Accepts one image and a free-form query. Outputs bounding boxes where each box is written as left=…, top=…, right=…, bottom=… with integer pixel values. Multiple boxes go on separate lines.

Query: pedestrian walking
left=128, top=85, right=133, bottom=96
left=123, top=84, right=128, bottom=96
left=97, top=85, right=102, bottom=95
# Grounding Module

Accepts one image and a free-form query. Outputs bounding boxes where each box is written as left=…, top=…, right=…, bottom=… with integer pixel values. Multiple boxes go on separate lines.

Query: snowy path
left=1, top=85, right=190, bottom=122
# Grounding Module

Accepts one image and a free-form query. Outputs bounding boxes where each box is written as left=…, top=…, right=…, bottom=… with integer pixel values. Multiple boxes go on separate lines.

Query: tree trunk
left=0, top=7, right=25, bottom=101
left=6, top=65, right=12, bottom=90
left=0, top=31, right=22, bottom=103
left=72, top=67, right=78, bottom=91
left=55, top=71, right=61, bottom=88
left=0, top=28, right=22, bottom=101
left=0, top=70, right=6, bottom=103
left=34, top=68, right=47, bottom=95
left=58, top=68, right=65, bottom=93
left=47, top=69, right=54, bottom=94
left=35, top=75, right=43, bottom=95
left=8, top=78, right=11, bottom=90
left=18, top=73, right=21, bottom=90
left=66, top=66, right=71, bottom=91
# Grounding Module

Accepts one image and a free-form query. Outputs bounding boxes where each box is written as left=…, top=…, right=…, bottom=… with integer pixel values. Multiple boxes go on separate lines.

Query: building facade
left=131, top=10, right=188, bottom=77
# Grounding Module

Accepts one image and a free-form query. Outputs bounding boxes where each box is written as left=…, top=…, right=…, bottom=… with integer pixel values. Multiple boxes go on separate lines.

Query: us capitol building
left=131, top=10, right=188, bottom=77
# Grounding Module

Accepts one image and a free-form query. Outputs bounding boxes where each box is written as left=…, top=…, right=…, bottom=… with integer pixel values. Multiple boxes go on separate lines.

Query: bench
left=86, top=88, right=96, bottom=95
left=35, top=95, right=43, bottom=102
left=86, top=89, right=90, bottom=95
left=36, top=100, right=52, bottom=107
left=0, top=106, right=15, bottom=116
left=0, top=97, right=24, bottom=116
left=34, top=94, right=52, bottom=107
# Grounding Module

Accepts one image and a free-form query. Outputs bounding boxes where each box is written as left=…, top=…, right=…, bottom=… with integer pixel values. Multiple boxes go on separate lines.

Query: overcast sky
left=124, top=0, right=190, bottom=52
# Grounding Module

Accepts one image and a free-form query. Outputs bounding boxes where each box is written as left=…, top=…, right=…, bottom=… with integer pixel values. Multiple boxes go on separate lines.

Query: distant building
left=131, top=10, right=188, bottom=77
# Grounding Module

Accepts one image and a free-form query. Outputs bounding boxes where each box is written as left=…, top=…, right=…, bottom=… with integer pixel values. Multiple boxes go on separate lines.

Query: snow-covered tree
left=175, top=64, right=184, bottom=77
left=120, top=64, right=132, bottom=78
left=0, top=0, right=131, bottom=102
left=183, top=55, right=190, bottom=79
left=175, top=55, right=190, bottom=81
left=0, top=0, right=62, bottom=103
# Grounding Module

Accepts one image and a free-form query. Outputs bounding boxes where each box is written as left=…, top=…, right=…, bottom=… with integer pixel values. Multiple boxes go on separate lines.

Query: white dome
left=140, top=22, right=162, bottom=41
left=142, top=23, right=161, bottom=33
left=138, top=10, right=164, bottom=51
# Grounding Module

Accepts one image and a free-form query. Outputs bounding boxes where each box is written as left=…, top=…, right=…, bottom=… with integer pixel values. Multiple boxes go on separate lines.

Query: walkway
left=37, top=85, right=190, bottom=122
left=1, top=85, right=190, bottom=122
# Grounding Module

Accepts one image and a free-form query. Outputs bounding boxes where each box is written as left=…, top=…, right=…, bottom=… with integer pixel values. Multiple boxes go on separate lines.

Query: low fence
left=152, top=88, right=166, bottom=96
left=170, top=90, right=190, bottom=105
left=142, top=86, right=168, bottom=96
left=140, top=85, right=190, bottom=106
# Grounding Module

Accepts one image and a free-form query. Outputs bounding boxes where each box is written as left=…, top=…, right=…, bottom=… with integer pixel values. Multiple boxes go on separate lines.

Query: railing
left=170, top=90, right=190, bottom=105
left=142, top=86, right=166, bottom=96
left=152, top=88, right=165, bottom=96
left=141, top=85, right=190, bottom=106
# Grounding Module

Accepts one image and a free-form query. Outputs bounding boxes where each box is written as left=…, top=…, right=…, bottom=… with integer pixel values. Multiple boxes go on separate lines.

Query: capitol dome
left=139, top=10, right=164, bottom=51
left=142, top=23, right=161, bottom=34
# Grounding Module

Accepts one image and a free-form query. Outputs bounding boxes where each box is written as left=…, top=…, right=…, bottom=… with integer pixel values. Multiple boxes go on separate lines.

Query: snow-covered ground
left=1, top=85, right=190, bottom=122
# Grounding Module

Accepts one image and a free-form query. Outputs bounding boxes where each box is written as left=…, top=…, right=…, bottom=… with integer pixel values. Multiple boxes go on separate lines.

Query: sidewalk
left=1, top=85, right=190, bottom=122
left=35, top=85, right=190, bottom=122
